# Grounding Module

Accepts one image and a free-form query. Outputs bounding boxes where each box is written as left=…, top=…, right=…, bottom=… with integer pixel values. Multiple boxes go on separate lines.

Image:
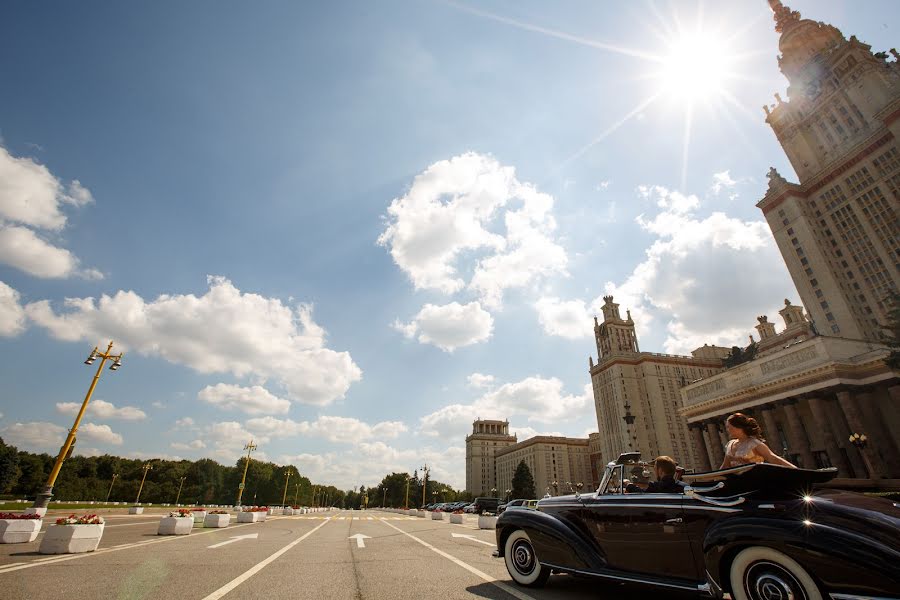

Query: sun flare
left=658, top=33, right=734, bottom=101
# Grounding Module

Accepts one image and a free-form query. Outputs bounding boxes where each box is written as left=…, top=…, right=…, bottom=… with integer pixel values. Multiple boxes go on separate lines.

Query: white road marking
left=207, top=533, right=259, bottom=549
left=451, top=533, right=495, bottom=547
left=379, top=519, right=536, bottom=600
left=348, top=533, right=370, bottom=548
left=199, top=517, right=331, bottom=600
left=0, top=519, right=266, bottom=574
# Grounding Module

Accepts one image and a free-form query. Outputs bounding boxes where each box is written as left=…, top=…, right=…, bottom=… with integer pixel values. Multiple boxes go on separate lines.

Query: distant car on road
left=497, top=499, right=532, bottom=514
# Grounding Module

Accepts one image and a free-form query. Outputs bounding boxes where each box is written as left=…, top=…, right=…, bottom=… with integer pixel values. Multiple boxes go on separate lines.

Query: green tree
left=510, top=460, right=536, bottom=500
left=0, top=438, right=21, bottom=494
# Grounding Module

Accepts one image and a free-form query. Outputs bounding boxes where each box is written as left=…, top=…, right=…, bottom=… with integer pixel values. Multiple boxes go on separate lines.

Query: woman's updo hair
left=726, top=412, right=764, bottom=441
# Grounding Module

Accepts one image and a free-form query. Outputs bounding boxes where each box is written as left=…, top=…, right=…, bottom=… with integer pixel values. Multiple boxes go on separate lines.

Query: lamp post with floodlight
left=33, top=341, right=124, bottom=509
left=235, top=440, right=257, bottom=507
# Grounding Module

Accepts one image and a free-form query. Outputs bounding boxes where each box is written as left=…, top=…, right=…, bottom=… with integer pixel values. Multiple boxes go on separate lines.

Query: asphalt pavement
left=0, top=509, right=692, bottom=600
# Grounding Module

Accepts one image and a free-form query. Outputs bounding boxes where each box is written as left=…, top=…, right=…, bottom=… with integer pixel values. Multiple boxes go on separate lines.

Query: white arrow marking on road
left=348, top=533, right=371, bottom=548
left=207, top=533, right=259, bottom=549
left=451, top=533, right=495, bottom=547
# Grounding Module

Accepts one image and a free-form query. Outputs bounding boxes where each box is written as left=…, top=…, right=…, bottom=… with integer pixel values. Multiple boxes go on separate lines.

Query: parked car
left=497, top=499, right=531, bottom=514
left=472, top=497, right=501, bottom=515
left=463, top=503, right=477, bottom=514
left=494, top=453, right=900, bottom=599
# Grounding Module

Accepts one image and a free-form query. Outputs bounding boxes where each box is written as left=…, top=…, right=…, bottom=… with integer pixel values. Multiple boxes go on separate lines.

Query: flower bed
left=40, top=515, right=105, bottom=554
left=477, top=515, right=498, bottom=530
left=431, top=511, right=444, bottom=521
left=204, top=511, right=231, bottom=528
left=0, top=513, right=43, bottom=544
left=129, top=506, right=144, bottom=515
left=191, top=508, right=208, bottom=524
left=237, top=508, right=267, bottom=523
left=449, top=514, right=464, bottom=525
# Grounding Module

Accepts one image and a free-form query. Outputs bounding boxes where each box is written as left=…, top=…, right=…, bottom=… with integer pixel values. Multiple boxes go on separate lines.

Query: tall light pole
left=105, top=473, right=118, bottom=502
left=293, top=482, right=301, bottom=506
left=420, top=463, right=430, bottom=508
left=134, top=463, right=153, bottom=505
left=174, top=476, right=186, bottom=505
left=33, top=341, right=124, bottom=508
left=404, top=474, right=411, bottom=509
left=382, top=487, right=387, bottom=508
left=281, top=469, right=292, bottom=507
left=235, top=440, right=257, bottom=507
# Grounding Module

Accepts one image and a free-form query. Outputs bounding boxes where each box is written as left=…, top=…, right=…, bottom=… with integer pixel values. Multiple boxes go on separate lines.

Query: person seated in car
left=625, top=456, right=682, bottom=494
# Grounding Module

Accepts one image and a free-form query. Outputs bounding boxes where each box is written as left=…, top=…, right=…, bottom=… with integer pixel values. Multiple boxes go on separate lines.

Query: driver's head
left=654, top=456, right=677, bottom=480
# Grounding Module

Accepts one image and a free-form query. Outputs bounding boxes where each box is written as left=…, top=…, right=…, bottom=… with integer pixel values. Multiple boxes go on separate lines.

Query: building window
left=805, top=268, right=814, bottom=276
left=820, top=301, right=829, bottom=309
left=815, top=289, right=823, bottom=298
left=826, top=312, right=835, bottom=321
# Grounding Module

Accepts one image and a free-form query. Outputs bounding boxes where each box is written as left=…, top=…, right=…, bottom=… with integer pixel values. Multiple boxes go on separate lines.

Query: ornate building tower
left=464, top=419, right=516, bottom=496
left=757, top=1, right=900, bottom=341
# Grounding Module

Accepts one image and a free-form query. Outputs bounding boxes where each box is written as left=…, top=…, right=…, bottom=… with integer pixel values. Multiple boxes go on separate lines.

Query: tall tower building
left=465, top=419, right=517, bottom=495
left=757, top=1, right=900, bottom=341
left=589, top=297, right=727, bottom=471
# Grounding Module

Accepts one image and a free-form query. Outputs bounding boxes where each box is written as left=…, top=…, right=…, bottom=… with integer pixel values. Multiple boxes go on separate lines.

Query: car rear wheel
left=729, top=546, right=822, bottom=600
left=504, top=529, right=550, bottom=588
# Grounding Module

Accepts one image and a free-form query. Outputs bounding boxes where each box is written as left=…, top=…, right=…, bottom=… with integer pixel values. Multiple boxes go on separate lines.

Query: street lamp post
left=134, top=463, right=153, bottom=505
left=281, top=469, right=292, bottom=507
left=420, top=463, right=430, bottom=508
left=235, top=440, right=257, bottom=507
left=293, top=482, right=301, bottom=507
left=404, top=474, right=411, bottom=509
left=174, top=476, right=186, bottom=506
left=105, top=473, right=118, bottom=502
left=33, top=341, right=124, bottom=509
left=505, top=489, right=511, bottom=502
left=382, top=487, right=387, bottom=508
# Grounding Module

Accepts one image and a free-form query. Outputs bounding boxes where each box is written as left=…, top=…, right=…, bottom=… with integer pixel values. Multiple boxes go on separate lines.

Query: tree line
left=0, top=437, right=463, bottom=508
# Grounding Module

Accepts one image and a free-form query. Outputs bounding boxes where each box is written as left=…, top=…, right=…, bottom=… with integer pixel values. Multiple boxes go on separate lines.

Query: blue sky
left=1, top=1, right=897, bottom=489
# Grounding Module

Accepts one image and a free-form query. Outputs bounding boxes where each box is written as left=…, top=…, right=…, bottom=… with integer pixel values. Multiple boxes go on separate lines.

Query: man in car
left=625, top=456, right=682, bottom=494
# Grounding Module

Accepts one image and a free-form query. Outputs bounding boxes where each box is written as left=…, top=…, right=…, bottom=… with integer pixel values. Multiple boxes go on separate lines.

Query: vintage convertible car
left=494, top=452, right=900, bottom=599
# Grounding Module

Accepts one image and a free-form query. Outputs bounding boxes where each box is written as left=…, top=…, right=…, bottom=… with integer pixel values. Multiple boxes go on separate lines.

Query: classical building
left=680, top=309, right=900, bottom=479
left=464, top=419, right=517, bottom=496
left=758, top=0, right=900, bottom=342
left=589, top=296, right=728, bottom=471
left=588, top=432, right=604, bottom=489
left=495, top=435, right=592, bottom=499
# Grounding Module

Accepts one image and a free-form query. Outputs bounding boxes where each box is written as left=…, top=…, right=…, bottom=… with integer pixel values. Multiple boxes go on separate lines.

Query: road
left=0, top=509, right=692, bottom=600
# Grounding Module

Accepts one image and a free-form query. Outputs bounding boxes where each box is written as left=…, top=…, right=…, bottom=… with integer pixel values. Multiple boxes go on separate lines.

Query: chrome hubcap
left=745, top=561, right=804, bottom=600
left=511, top=539, right=535, bottom=575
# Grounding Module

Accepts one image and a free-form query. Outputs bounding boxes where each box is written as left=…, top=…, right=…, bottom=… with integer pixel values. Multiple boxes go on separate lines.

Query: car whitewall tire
left=504, top=530, right=550, bottom=588
left=729, top=546, right=822, bottom=600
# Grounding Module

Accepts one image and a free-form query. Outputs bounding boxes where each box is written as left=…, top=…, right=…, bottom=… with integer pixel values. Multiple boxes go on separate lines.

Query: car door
left=581, top=474, right=701, bottom=583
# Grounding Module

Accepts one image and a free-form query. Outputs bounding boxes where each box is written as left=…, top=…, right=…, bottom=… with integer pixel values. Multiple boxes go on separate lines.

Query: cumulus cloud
left=0, top=281, right=26, bottom=337
left=601, top=181, right=795, bottom=353
left=56, top=399, right=146, bottom=421
left=171, top=440, right=206, bottom=451
left=203, top=421, right=267, bottom=463
left=510, top=426, right=565, bottom=442
left=0, top=146, right=99, bottom=279
left=79, top=422, right=123, bottom=445
left=378, top=152, right=567, bottom=308
left=394, top=301, right=493, bottom=351
left=198, top=383, right=291, bottom=416
left=0, top=421, right=65, bottom=451
left=466, top=373, right=494, bottom=389
left=419, top=376, right=592, bottom=441
left=24, top=276, right=362, bottom=406
left=245, top=415, right=407, bottom=444
left=710, top=170, right=738, bottom=196
left=534, top=297, right=591, bottom=339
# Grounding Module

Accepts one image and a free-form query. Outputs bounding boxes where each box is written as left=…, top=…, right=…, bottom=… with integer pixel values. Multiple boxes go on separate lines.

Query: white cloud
left=602, top=183, right=795, bottom=353
left=0, top=421, right=65, bottom=451
left=55, top=399, right=146, bottom=421
left=171, top=440, right=206, bottom=451
left=378, top=152, right=567, bottom=308
left=174, top=417, right=195, bottom=429
left=0, top=281, right=26, bottom=337
left=198, top=383, right=291, bottom=416
left=534, top=297, right=590, bottom=339
left=510, top=426, right=564, bottom=442
left=710, top=170, right=738, bottom=195
left=25, top=276, right=362, bottom=406
left=0, top=146, right=98, bottom=279
left=466, top=373, right=494, bottom=389
left=245, top=415, right=407, bottom=444
left=74, top=447, right=103, bottom=457
left=79, top=422, right=123, bottom=445
left=394, top=301, right=493, bottom=351
left=596, top=180, right=611, bottom=190
left=203, top=421, right=268, bottom=463
left=419, top=376, right=592, bottom=441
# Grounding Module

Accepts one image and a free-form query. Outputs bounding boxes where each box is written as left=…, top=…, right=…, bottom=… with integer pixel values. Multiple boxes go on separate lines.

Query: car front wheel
left=504, top=529, right=550, bottom=588
left=729, top=546, right=822, bottom=600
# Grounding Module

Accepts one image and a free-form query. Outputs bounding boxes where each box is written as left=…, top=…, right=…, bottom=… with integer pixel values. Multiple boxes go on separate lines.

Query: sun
left=657, top=32, right=735, bottom=102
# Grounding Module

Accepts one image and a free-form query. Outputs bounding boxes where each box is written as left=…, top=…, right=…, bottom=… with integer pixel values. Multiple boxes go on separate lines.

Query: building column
left=701, top=425, right=719, bottom=469
left=836, top=390, right=880, bottom=479
left=856, top=390, right=900, bottom=477
left=782, top=401, right=816, bottom=469
left=689, top=424, right=711, bottom=472
left=806, top=396, right=852, bottom=476
left=705, top=422, right=725, bottom=467
left=759, top=406, right=783, bottom=454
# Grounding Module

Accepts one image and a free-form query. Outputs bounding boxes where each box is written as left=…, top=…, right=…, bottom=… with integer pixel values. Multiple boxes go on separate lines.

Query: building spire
left=768, top=0, right=801, bottom=34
